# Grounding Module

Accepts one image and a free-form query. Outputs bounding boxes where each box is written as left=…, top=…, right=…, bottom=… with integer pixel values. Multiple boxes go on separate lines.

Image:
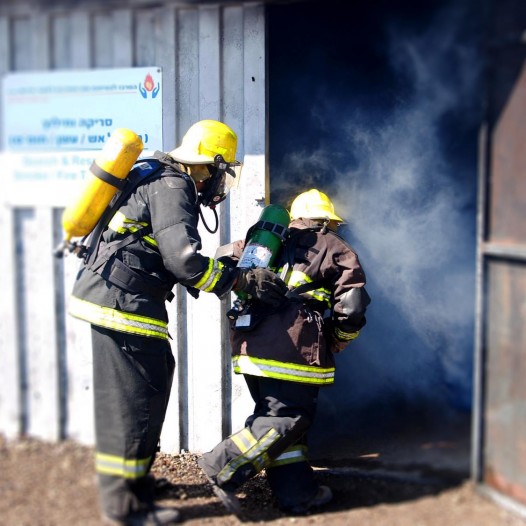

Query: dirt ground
left=2, top=430, right=526, bottom=526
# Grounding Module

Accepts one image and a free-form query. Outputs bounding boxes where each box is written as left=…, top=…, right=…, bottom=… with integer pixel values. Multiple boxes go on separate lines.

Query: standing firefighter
left=198, top=188, right=371, bottom=516
left=67, top=120, right=287, bottom=526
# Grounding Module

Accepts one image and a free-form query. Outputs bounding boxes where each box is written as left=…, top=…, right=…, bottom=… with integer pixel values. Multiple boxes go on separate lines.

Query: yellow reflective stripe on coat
left=217, top=428, right=281, bottom=485
left=68, top=296, right=169, bottom=340
left=286, top=270, right=331, bottom=307
left=268, top=444, right=308, bottom=467
left=193, top=258, right=224, bottom=292
left=96, top=452, right=151, bottom=479
left=108, top=211, right=158, bottom=247
left=334, top=327, right=359, bottom=341
left=232, top=355, right=335, bottom=385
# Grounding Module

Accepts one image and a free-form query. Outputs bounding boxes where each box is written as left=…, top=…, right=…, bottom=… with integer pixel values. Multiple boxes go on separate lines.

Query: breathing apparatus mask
left=199, top=154, right=242, bottom=208
left=195, top=154, right=242, bottom=233
left=168, top=119, right=242, bottom=232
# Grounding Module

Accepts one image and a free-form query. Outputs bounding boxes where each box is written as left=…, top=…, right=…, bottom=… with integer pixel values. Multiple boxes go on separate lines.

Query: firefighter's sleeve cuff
left=334, top=327, right=360, bottom=342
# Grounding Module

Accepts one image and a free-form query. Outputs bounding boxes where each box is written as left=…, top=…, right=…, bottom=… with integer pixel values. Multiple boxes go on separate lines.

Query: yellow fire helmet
left=290, top=188, right=344, bottom=222
left=169, top=119, right=239, bottom=165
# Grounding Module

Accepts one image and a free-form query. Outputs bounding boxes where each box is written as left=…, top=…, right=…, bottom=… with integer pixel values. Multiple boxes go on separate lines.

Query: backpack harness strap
left=249, top=220, right=289, bottom=242
left=82, top=154, right=187, bottom=302
left=280, top=226, right=328, bottom=302
left=89, top=161, right=128, bottom=190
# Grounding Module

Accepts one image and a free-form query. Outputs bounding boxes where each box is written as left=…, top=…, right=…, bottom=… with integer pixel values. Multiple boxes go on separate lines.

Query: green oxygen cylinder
left=235, top=204, right=291, bottom=300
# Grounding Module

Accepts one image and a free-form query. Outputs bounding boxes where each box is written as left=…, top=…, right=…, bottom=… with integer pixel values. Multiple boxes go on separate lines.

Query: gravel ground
left=1, top=434, right=526, bottom=526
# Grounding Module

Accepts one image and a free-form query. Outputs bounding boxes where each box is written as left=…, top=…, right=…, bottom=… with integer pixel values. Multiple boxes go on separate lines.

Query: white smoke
left=273, top=3, right=481, bottom=411
left=341, top=5, right=480, bottom=351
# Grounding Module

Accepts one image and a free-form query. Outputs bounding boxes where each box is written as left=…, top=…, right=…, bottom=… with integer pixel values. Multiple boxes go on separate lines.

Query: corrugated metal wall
left=0, top=1, right=267, bottom=454
left=473, top=0, right=526, bottom=516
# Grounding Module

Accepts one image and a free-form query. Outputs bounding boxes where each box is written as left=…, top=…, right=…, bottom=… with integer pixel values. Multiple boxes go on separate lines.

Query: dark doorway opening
left=267, top=0, right=483, bottom=474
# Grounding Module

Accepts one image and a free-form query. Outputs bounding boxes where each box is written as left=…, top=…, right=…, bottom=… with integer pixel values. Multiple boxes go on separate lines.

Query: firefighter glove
left=235, top=268, right=288, bottom=306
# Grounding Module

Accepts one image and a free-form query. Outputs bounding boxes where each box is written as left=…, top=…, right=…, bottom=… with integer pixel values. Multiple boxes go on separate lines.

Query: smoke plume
left=269, top=0, right=482, bottom=438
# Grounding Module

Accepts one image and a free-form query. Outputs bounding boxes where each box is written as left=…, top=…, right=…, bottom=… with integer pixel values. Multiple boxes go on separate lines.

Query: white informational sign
left=2, top=67, right=163, bottom=151
left=1, top=67, right=163, bottom=206
left=1, top=151, right=107, bottom=206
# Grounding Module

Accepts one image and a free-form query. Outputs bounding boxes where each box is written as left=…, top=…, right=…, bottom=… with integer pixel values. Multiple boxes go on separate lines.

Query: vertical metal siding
left=113, top=9, right=134, bottom=67
left=188, top=6, right=224, bottom=453
left=154, top=6, right=182, bottom=455
left=65, top=9, right=97, bottom=447
left=221, top=6, right=247, bottom=434
left=70, top=13, right=92, bottom=69
left=176, top=8, right=200, bottom=142
left=0, top=2, right=267, bottom=454
left=473, top=0, right=526, bottom=515
left=485, top=260, right=526, bottom=481
left=13, top=17, right=32, bottom=71
left=51, top=15, right=70, bottom=69
left=0, top=17, right=20, bottom=440
left=93, top=13, right=114, bottom=68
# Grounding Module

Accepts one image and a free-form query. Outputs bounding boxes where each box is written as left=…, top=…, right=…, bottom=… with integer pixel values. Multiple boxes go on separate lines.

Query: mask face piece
left=199, top=155, right=243, bottom=207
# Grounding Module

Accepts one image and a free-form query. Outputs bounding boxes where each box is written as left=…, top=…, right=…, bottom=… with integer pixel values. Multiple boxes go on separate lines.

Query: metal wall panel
left=488, top=63, right=526, bottom=245
left=0, top=16, right=20, bottom=440
left=12, top=17, right=32, bottom=71
left=0, top=2, right=266, bottom=453
left=70, top=13, right=92, bottom=69
left=187, top=5, right=225, bottom=454
left=473, top=0, right=526, bottom=515
left=93, top=12, right=115, bottom=68
left=222, top=5, right=251, bottom=434
left=484, top=260, right=526, bottom=504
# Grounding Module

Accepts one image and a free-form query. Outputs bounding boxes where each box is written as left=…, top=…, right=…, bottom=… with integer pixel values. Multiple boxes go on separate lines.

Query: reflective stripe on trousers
left=267, top=444, right=308, bottom=468
left=217, top=427, right=281, bottom=485
left=96, top=452, right=152, bottom=479
left=69, top=296, right=169, bottom=339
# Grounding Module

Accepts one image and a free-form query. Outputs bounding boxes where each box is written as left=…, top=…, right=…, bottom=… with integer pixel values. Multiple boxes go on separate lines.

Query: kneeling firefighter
left=67, top=120, right=288, bottom=526
left=198, top=188, right=371, bottom=516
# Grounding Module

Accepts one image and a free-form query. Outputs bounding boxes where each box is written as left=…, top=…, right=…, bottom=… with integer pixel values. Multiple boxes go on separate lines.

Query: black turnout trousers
left=199, top=375, right=320, bottom=508
left=91, top=326, right=175, bottom=520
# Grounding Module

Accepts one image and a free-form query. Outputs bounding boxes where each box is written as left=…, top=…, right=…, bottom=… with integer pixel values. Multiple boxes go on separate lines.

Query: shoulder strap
left=245, top=219, right=290, bottom=245
left=80, top=157, right=186, bottom=302
left=83, top=159, right=165, bottom=268
left=280, top=226, right=323, bottom=267
left=280, top=226, right=327, bottom=299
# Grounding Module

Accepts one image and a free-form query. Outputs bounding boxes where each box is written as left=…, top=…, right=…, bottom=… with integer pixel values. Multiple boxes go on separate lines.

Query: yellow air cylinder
left=62, top=128, right=144, bottom=241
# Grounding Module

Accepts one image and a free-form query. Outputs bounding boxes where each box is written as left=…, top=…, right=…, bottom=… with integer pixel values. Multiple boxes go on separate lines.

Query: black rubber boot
left=102, top=505, right=182, bottom=525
